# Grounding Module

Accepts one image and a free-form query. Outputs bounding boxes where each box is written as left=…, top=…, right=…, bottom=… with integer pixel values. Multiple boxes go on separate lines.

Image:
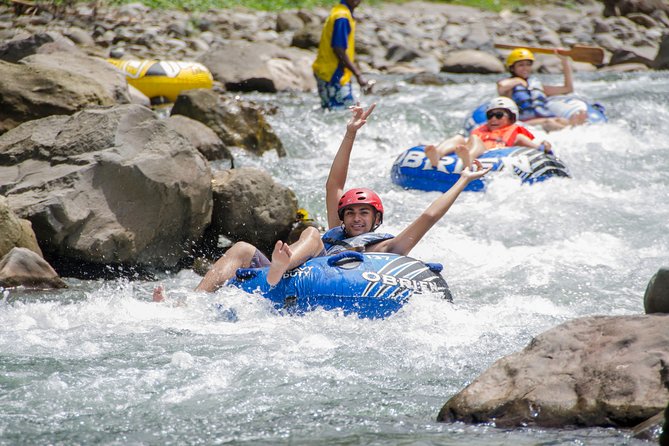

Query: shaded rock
left=20, top=52, right=131, bottom=104
left=0, top=196, right=42, bottom=259
left=654, top=34, right=669, bottom=70
left=205, top=168, right=298, bottom=255
left=0, top=104, right=212, bottom=270
left=644, top=267, right=669, bottom=314
left=438, top=315, right=669, bottom=428
left=165, top=114, right=232, bottom=162
left=441, top=50, right=505, bottom=74
left=0, top=247, right=67, bottom=289
left=170, top=89, right=285, bottom=157
left=0, top=31, right=75, bottom=63
left=291, top=22, right=322, bottom=49
left=0, top=60, right=115, bottom=135
left=198, top=40, right=316, bottom=92
left=386, top=43, right=422, bottom=63
left=609, top=46, right=655, bottom=66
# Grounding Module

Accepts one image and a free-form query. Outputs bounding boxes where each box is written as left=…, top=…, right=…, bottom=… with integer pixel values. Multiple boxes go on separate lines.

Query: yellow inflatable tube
left=107, top=59, right=214, bottom=103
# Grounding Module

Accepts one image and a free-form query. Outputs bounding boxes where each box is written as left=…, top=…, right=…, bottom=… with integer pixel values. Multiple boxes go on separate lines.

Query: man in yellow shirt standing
left=312, top=0, right=371, bottom=110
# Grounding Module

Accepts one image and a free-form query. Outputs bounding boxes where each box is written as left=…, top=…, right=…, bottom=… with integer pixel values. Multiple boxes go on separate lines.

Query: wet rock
left=205, top=168, right=298, bottom=255
left=171, top=89, right=285, bottom=157
left=0, top=247, right=67, bottom=289
left=438, top=315, right=669, bottom=428
left=0, top=104, right=212, bottom=270
left=644, top=268, right=669, bottom=314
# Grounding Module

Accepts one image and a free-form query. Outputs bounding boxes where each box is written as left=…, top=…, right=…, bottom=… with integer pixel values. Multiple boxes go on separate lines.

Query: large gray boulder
left=165, top=114, right=232, bottom=162
left=0, top=247, right=67, bottom=289
left=170, top=89, right=285, bottom=157
left=206, top=168, right=297, bottom=255
left=20, top=52, right=132, bottom=104
left=198, top=40, right=316, bottom=93
left=0, top=60, right=116, bottom=135
left=0, top=104, right=212, bottom=269
left=0, top=196, right=42, bottom=259
left=438, top=315, right=669, bottom=428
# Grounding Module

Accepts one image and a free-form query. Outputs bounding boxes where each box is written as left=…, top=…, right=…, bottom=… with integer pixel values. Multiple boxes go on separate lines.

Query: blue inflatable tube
left=463, top=95, right=607, bottom=135
left=391, top=145, right=570, bottom=192
left=227, top=251, right=452, bottom=319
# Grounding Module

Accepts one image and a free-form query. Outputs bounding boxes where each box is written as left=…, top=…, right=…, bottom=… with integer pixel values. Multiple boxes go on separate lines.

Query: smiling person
left=154, top=104, right=490, bottom=300
left=497, top=48, right=586, bottom=132
left=424, top=97, right=552, bottom=169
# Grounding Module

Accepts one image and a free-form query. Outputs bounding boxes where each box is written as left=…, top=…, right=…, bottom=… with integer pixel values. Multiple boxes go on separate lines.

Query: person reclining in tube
left=153, top=104, right=490, bottom=301
left=497, top=48, right=586, bottom=132
left=424, top=97, right=553, bottom=169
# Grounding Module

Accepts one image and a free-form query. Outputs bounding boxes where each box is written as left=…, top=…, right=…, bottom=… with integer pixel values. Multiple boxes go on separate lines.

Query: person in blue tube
left=153, top=105, right=489, bottom=301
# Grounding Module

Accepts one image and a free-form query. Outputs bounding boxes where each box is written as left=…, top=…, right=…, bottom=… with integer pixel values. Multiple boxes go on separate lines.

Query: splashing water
left=1, top=72, right=667, bottom=445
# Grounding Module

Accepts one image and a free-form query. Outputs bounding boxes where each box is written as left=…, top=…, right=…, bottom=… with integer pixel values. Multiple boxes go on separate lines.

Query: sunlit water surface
left=1, top=71, right=668, bottom=445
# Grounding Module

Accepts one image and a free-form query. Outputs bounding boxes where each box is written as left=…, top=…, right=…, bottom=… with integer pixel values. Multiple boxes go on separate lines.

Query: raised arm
left=497, top=77, right=527, bottom=97
left=325, top=103, right=376, bottom=229
left=543, top=54, right=574, bottom=96
left=371, top=162, right=491, bottom=256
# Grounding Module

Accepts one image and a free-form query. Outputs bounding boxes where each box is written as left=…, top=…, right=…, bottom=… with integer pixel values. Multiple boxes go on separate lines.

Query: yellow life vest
left=312, top=3, right=356, bottom=86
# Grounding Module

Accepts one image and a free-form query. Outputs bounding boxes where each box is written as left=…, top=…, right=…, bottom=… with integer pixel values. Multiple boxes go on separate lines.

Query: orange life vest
left=471, top=123, right=535, bottom=149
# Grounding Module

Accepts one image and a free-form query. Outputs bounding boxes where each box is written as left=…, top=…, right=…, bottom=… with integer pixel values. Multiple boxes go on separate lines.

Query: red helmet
left=337, top=188, right=384, bottom=223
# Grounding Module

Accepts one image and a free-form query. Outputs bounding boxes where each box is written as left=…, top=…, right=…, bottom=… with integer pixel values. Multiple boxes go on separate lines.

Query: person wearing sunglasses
left=497, top=48, right=586, bottom=132
left=153, top=104, right=490, bottom=301
left=424, top=97, right=552, bottom=170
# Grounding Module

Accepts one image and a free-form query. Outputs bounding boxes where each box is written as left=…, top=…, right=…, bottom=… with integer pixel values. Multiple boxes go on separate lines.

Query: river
left=1, top=70, right=668, bottom=445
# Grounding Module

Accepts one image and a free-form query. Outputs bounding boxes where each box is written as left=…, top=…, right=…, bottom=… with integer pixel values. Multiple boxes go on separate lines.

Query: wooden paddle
left=495, top=44, right=605, bottom=65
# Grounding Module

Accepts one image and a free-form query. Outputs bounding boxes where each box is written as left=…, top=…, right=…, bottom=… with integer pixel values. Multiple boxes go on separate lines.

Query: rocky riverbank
left=1, top=0, right=668, bottom=438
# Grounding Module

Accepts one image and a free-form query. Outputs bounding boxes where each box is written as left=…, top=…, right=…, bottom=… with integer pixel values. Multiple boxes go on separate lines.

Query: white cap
left=486, top=97, right=519, bottom=121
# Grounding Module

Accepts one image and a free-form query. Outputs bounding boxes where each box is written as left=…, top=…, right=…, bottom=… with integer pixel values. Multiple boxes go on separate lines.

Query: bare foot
left=266, top=241, right=292, bottom=286
left=152, top=285, right=165, bottom=302
left=424, top=144, right=441, bottom=168
left=454, top=144, right=472, bottom=171
left=569, top=110, right=587, bottom=126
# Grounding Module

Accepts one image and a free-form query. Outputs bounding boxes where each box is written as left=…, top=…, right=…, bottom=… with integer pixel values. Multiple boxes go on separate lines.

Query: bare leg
left=266, top=226, right=324, bottom=286
left=195, top=241, right=257, bottom=292
left=424, top=144, right=442, bottom=168
left=453, top=145, right=471, bottom=171
left=466, top=135, right=487, bottom=166
left=424, top=134, right=467, bottom=167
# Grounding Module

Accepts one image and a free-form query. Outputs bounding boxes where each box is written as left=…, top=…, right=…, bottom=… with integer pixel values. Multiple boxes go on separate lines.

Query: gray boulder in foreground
left=645, top=267, right=669, bottom=314
left=438, top=314, right=669, bottom=428
left=0, top=104, right=212, bottom=269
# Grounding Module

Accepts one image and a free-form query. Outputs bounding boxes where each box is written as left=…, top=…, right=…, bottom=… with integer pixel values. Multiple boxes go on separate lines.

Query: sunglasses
left=486, top=110, right=507, bottom=120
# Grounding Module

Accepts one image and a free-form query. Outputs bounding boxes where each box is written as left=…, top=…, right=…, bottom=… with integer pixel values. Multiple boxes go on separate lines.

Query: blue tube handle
left=327, top=250, right=364, bottom=266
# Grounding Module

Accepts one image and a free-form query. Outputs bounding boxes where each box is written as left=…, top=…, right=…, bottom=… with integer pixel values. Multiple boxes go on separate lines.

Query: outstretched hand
left=346, top=103, right=376, bottom=133
left=460, top=160, right=492, bottom=181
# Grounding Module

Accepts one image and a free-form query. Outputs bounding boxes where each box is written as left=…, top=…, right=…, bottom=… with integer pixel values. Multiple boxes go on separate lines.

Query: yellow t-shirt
left=312, top=3, right=356, bottom=85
